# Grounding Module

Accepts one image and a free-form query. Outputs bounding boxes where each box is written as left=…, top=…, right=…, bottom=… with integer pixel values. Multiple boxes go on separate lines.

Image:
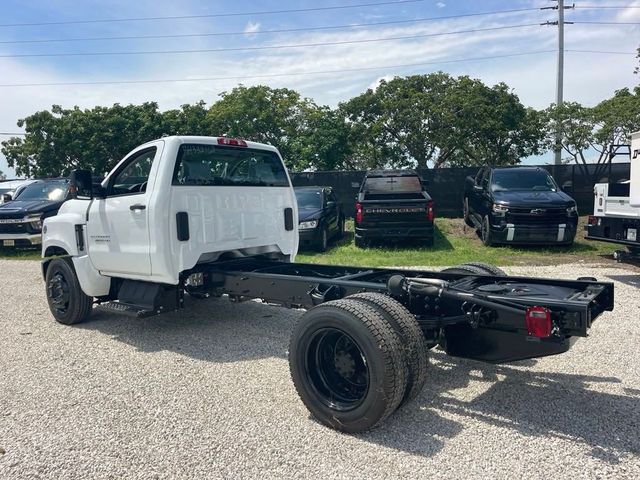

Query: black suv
left=0, top=179, right=70, bottom=247
left=354, top=170, right=434, bottom=248
left=463, top=167, right=578, bottom=246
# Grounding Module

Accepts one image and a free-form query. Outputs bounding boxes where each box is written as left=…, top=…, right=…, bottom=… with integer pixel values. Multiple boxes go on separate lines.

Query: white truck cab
left=42, top=136, right=298, bottom=300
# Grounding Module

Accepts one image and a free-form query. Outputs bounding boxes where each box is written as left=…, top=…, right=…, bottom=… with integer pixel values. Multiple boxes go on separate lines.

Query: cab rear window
left=364, top=176, right=422, bottom=193
left=172, top=144, right=289, bottom=187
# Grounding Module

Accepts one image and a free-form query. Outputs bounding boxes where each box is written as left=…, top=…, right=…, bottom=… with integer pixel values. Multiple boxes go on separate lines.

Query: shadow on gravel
left=79, top=296, right=296, bottom=363
left=80, top=300, right=638, bottom=463
left=605, top=274, right=640, bottom=288
left=367, top=351, right=639, bottom=463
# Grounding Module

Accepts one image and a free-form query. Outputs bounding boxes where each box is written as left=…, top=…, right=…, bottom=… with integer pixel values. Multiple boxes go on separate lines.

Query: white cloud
left=436, top=2, right=446, bottom=8
left=617, top=1, right=640, bottom=21
left=244, top=21, right=261, bottom=34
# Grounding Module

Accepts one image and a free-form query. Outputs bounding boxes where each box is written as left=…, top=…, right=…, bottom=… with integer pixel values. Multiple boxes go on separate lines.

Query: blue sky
left=1, top=0, right=639, bottom=176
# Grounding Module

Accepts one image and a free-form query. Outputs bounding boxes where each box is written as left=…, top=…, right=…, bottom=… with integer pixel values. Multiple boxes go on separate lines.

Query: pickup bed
left=40, top=136, right=614, bottom=434
left=354, top=170, right=434, bottom=247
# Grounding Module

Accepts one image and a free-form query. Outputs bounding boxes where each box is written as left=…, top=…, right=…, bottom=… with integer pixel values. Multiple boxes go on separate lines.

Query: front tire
left=316, top=227, right=328, bottom=252
left=289, top=299, right=407, bottom=433
left=45, top=258, right=93, bottom=325
left=463, top=198, right=474, bottom=227
left=481, top=215, right=495, bottom=247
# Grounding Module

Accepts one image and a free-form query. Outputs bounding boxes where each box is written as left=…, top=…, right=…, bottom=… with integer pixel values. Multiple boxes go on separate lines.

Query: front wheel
left=45, top=258, right=93, bottom=325
left=316, top=227, right=328, bottom=252
left=463, top=198, right=474, bottom=227
left=481, top=215, right=495, bottom=247
left=289, top=299, right=407, bottom=433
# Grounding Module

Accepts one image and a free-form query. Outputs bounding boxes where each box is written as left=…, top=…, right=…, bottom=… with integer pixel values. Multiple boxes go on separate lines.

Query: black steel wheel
left=45, top=258, right=93, bottom=325
left=289, top=299, right=407, bottom=433
left=347, top=292, right=428, bottom=406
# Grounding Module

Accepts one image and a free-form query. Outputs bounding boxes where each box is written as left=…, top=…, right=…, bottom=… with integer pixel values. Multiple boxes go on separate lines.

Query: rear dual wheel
left=289, top=294, right=428, bottom=433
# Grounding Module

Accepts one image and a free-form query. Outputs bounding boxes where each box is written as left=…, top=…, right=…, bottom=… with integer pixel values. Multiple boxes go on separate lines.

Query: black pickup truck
left=354, top=170, right=434, bottom=248
left=463, top=166, right=578, bottom=246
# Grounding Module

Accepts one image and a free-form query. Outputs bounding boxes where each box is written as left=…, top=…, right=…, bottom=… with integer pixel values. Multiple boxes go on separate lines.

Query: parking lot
left=1, top=259, right=639, bottom=479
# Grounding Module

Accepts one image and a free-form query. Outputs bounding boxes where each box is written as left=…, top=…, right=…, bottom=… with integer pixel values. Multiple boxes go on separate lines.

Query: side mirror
left=326, top=201, right=336, bottom=208
left=70, top=169, right=94, bottom=199
left=1, top=193, right=11, bottom=203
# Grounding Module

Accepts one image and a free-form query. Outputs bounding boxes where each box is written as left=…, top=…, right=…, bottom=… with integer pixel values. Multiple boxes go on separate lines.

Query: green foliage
left=545, top=87, right=640, bottom=181
left=340, top=72, right=544, bottom=169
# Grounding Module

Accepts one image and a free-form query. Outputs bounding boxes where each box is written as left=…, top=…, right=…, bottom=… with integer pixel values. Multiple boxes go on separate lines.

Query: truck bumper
left=355, top=224, right=434, bottom=242
left=585, top=216, right=640, bottom=248
left=0, top=233, right=42, bottom=247
left=490, top=221, right=577, bottom=245
left=298, top=228, right=323, bottom=249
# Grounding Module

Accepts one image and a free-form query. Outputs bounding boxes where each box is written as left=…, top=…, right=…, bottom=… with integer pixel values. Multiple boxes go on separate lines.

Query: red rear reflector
left=427, top=200, right=434, bottom=222
left=587, top=215, right=598, bottom=226
left=525, top=306, right=552, bottom=338
left=217, top=137, right=247, bottom=147
left=355, top=203, right=363, bottom=223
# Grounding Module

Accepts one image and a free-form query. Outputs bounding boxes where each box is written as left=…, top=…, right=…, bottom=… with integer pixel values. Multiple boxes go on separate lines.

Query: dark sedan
left=295, top=186, right=345, bottom=251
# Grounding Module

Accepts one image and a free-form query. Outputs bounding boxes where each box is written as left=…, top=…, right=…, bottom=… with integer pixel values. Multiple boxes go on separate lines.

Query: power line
left=0, top=23, right=539, bottom=58
left=572, top=21, right=640, bottom=25
left=0, top=50, right=558, bottom=88
left=0, top=0, right=426, bottom=27
left=0, top=8, right=543, bottom=45
left=566, top=49, right=638, bottom=54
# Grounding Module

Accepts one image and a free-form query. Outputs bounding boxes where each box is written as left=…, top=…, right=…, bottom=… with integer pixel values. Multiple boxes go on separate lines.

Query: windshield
left=172, top=144, right=289, bottom=187
left=364, top=176, right=422, bottom=193
left=295, top=190, right=322, bottom=209
left=14, top=181, right=69, bottom=201
left=491, top=170, right=557, bottom=192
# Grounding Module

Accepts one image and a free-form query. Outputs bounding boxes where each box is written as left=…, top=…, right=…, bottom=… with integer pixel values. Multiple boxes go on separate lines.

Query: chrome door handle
left=130, top=204, right=146, bottom=211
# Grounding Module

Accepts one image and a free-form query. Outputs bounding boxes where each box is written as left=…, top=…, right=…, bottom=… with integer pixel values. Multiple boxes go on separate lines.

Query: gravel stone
left=0, top=260, right=638, bottom=479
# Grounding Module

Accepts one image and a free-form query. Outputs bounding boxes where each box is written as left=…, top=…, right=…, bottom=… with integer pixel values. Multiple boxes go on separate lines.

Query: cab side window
left=108, top=148, right=157, bottom=197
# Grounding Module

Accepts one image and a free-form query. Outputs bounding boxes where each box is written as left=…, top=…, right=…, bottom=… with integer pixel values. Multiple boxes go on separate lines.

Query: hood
left=492, top=190, right=574, bottom=207
left=297, top=207, right=323, bottom=222
left=0, top=199, right=65, bottom=217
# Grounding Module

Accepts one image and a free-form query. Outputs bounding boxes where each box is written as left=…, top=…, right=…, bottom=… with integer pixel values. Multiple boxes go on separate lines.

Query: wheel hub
left=47, top=273, right=70, bottom=313
left=334, top=351, right=356, bottom=378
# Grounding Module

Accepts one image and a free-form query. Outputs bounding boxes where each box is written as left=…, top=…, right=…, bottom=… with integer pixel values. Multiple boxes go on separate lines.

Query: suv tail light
left=525, top=306, right=552, bottom=338
left=427, top=201, right=434, bottom=222
left=217, top=137, right=247, bottom=147
left=355, top=203, right=363, bottom=223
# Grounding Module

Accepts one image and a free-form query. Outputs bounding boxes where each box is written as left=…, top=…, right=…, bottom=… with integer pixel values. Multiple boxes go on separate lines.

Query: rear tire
left=440, top=264, right=488, bottom=276
left=458, top=262, right=507, bottom=276
left=355, top=236, right=368, bottom=248
left=289, top=299, right=408, bottom=433
left=316, top=228, right=328, bottom=252
left=45, top=258, right=93, bottom=325
left=347, top=293, right=428, bottom=405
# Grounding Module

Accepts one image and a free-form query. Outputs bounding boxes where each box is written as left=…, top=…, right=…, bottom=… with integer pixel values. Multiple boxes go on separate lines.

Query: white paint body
left=630, top=131, right=640, bottom=208
left=42, top=136, right=298, bottom=297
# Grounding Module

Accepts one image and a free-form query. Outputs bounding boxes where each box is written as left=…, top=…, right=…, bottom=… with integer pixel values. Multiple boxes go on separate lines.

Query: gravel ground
left=0, top=260, right=639, bottom=480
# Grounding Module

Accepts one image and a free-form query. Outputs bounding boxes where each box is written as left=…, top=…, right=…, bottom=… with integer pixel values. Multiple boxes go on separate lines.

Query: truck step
left=97, top=301, right=164, bottom=318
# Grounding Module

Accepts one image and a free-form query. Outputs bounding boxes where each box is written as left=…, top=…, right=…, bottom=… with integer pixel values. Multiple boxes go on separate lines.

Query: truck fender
left=42, top=211, right=87, bottom=258
left=42, top=255, right=111, bottom=298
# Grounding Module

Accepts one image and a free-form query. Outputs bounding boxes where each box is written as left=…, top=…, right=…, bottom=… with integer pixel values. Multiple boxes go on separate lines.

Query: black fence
left=290, top=163, right=632, bottom=218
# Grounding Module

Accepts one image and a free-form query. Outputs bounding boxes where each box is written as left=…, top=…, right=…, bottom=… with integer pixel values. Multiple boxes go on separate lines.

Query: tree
left=340, top=73, right=543, bottom=169
left=1, top=103, right=170, bottom=177
left=0, top=170, right=5, bottom=180
left=544, top=87, right=640, bottom=182
left=163, top=101, right=210, bottom=135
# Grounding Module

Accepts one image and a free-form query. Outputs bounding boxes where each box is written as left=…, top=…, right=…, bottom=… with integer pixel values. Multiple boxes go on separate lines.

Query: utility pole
left=542, top=1, right=574, bottom=165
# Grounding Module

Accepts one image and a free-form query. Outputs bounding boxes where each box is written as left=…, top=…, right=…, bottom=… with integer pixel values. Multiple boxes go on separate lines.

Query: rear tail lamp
left=355, top=203, right=363, bottom=223
left=587, top=215, right=599, bottom=227
left=427, top=201, right=434, bottom=222
left=525, top=306, right=552, bottom=338
left=217, top=137, right=247, bottom=147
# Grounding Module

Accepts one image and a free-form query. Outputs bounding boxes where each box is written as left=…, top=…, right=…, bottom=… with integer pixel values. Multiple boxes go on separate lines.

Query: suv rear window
left=364, top=176, right=422, bottom=194
left=172, top=144, right=289, bottom=187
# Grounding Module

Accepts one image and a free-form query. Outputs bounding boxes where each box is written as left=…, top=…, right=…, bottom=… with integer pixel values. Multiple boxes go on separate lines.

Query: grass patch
left=0, top=246, right=41, bottom=260
left=296, top=217, right=619, bottom=268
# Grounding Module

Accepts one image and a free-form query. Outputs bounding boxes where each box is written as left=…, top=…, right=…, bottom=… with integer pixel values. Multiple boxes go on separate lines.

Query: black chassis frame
left=186, top=258, right=613, bottom=364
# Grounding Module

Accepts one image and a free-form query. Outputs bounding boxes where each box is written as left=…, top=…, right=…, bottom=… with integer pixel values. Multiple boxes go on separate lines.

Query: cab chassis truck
left=41, top=136, right=614, bottom=433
